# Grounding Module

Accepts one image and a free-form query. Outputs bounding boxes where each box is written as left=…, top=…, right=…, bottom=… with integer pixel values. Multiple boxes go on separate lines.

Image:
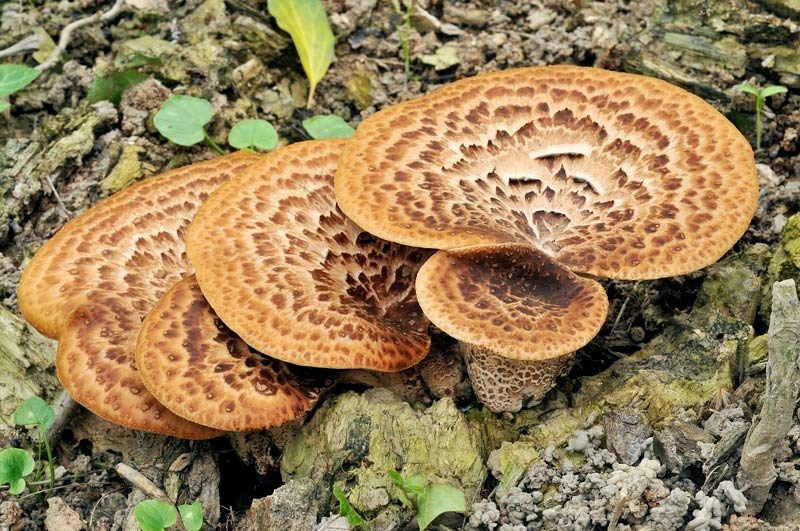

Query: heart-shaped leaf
left=154, top=95, right=214, bottom=147
left=14, top=396, right=55, bottom=430
left=302, top=115, right=354, bottom=140
left=134, top=499, right=177, bottom=531
left=416, top=483, right=466, bottom=531
left=0, top=448, right=35, bottom=495
left=178, top=501, right=203, bottom=531
left=228, top=119, right=278, bottom=151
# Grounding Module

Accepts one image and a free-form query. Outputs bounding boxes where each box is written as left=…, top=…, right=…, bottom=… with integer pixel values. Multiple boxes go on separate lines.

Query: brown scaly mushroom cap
left=335, top=65, right=758, bottom=280
left=18, top=152, right=262, bottom=438
left=136, top=276, right=330, bottom=431
left=186, top=140, right=432, bottom=371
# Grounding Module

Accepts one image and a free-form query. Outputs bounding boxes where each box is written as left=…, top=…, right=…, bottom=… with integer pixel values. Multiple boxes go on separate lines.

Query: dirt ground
left=1, top=0, right=799, bottom=529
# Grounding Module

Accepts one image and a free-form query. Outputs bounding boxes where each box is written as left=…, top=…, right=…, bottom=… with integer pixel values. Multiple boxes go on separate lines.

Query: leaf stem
left=40, top=425, right=55, bottom=489
left=203, top=133, right=225, bottom=155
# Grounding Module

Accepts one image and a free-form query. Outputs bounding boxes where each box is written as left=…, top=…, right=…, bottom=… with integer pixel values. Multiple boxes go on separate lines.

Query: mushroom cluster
left=18, top=66, right=758, bottom=435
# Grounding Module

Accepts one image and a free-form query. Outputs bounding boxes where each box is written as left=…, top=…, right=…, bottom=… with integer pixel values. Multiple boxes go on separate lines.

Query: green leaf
left=416, top=483, right=466, bottom=531
left=405, top=474, right=426, bottom=496
left=761, top=85, right=788, bottom=98
left=134, top=499, right=177, bottom=531
left=267, top=0, right=335, bottom=106
left=115, top=52, right=163, bottom=69
left=0, top=101, right=10, bottom=112
left=0, top=65, right=40, bottom=98
left=735, top=83, right=760, bottom=97
left=333, top=486, right=365, bottom=528
left=14, top=396, right=55, bottom=430
left=154, top=95, right=214, bottom=147
left=87, top=69, right=148, bottom=105
left=178, top=501, right=203, bottom=531
left=228, top=119, right=278, bottom=151
left=302, top=115, right=354, bottom=139
left=387, top=469, right=405, bottom=488
left=0, top=448, right=35, bottom=495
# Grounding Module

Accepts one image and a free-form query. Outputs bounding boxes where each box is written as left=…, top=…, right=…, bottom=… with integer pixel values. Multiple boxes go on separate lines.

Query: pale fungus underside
left=187, top=140, right=433, bottom=372
left=18, top=152, right=263, bottom=438
left=136, top=276, right=328, bottom=432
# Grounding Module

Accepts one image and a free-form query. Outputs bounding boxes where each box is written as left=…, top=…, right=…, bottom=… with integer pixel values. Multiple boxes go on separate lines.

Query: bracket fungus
left=335, top=65, right=758, bottom=411
left=186, top=139, right=432, bottom=373
left=136, top=276, right=329, bottom=431
left=18, top=152, right=263, bottom=438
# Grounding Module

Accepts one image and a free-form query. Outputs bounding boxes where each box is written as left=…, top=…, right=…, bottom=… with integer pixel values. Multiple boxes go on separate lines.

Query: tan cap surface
left=137, top=276, right=328, bottom=431
left=415, top=243, right=608, bottom=361
left=187, top=140, right=432, bottom=371
left=19, top=151, right=261, bottom=437
left=335, top=66, right=758, bottom=280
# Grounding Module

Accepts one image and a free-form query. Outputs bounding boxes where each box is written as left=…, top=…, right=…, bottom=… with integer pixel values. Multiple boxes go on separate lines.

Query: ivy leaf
left=416, top=483, right=466, bottom=531
left=0, top=65, right=40, bottom=98
left=302, top=115, right=354, bottom=139
left=267, top=0, right=335, bottom=107
left=178, top=501, right=203, bottom=531
left=14, top=396, right=55, bottom=430
left=228, top=119, right=278, bottom=151
left=154, top=95, right=214, bottom=147
left=87, top=69, right=148, bottom=105
left=0, top=448, right=35, bottom=495
left=134, top=499, right=177, bottom=531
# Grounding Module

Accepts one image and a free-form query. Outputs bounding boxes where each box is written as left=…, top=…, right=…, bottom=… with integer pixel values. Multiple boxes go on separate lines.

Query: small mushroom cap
left=335, top=66, right=758, bottom=280
left=19, top=151, right=261, bottom=437
left=136, top=276, right=328, bottom=431
left=415, top=243, right=608, bottom=361
left=186, top=140, right=431, bottom=371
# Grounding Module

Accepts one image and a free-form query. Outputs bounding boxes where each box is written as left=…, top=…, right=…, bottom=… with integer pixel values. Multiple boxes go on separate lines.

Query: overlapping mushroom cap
left=186, top=140, right=432, bottom=372
left=335, top=65, right=758, bottom=280
left=136, top=276, right=328, bottom=431
left=18, top=152, right=262, bottom=438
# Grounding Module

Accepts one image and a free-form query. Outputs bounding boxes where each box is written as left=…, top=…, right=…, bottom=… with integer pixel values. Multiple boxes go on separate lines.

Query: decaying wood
left=738, top=279, right=800, bottom=513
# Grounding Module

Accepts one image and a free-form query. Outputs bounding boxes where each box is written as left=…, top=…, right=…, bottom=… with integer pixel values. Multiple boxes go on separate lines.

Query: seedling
left=0, top=64, right=40, bottom=112
left=154, top=95, right=224, bottom=154
left=134, top=499, right=203, bottom=531
left=391, top=0, right=413, bottom=84
left=302, top=115, right=355, bottom=139
left=88, top=52, right=163, bottom=105
left=13, top=396, right=56, bottom=489
left=333, top=485, right=365, bottom=529
left=268, top=0, right=335, bottom=107
left=228, top=119, right=278, bottom=151
left=0, top=448, right=35, bottom=494
left=735, top=83, right=788, bottom=150
left=388, top=470, right=466, bottom=531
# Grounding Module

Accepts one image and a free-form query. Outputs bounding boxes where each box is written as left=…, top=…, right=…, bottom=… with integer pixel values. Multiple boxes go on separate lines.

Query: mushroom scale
left=415, top=243, right=609, bottom=361
left=136, top=276, right=330, bottom=431
left=186, top=140, right=432, bottom=372
left=18, top=151, right=262, bottom=438
left=335, top=65, right=758, bottom=280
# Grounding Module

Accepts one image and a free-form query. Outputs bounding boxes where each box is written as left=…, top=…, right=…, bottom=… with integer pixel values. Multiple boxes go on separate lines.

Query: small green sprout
left=735, top=83, right=788, bottom=150
left=154, top=95, right=224, bottom=154
left=228, top=119, right=279, bottom=151
left=388, top=470, right=467, bottom=531
left=268, top=0, right=335, bottom=107
left=134, top=499, right=204, bottom=531
left=87, top=54, right=161, bottom=106
left=302, top=115, right=355, bottom=139
left=0, top=448, right=35, bottom=495
left=333, top=485, right=365, bottom=529
left=13, top=396, right=56, bottom=489
left=0, top=64, right=40, bottom=112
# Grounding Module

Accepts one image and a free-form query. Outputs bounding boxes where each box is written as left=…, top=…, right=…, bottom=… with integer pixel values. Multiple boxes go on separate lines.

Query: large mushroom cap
left=19, top=151, right=261, bottom=437
left=186, top=140, right=432, bottom=371
left=335, top=66, right=758, bottom=280
left=415, top=243, right=608, bottom=361
left=136, top=276, right=328, bottom=431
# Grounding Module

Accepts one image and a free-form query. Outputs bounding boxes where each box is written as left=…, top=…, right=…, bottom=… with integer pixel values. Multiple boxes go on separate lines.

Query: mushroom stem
left=459, top=342, right=574, bottom=413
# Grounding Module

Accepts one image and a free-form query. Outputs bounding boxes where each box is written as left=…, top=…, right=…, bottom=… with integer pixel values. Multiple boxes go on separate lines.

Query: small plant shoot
left=735, top=82, right=788, bottom=150
left=388, top=470, right=466, bottom=530
left=302, top=115, right=355, bottom=139
left=267, top=0, right=335, bottom=107
left=0, top=64, right=40, bottom=112
left=13, top=396, right=56, bottom=489
left=0, top=448, right=35, bottom=495
left=154, top=95, right=223, bottom=154
left=134, top=499, right=177, bottom=531
left=177, top=501, right=203, bottom=531
left=333, top=486, right=365, bottom=528
left=228, top=119, right=279, bottom=151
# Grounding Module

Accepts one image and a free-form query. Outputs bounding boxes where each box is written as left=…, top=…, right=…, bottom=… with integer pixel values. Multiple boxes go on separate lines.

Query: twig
left=45, top=174, right=70, bottom=215
left=0, top=34, right=43, bottom=59
left=114, top=463, right=169, bottom=500
left=36, top=0, right=126, bottom=72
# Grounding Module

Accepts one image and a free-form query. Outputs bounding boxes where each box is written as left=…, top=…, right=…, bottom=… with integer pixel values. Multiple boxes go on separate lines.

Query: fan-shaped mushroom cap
left=186, top=140, right=432, bottom=371
left=136, top=276, right=329, bottom=431
left=18, top=151, right=262, bottom=438
left=335, top=66, right=758, bottom=280
left=415, top=243, right=608, bottom=361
